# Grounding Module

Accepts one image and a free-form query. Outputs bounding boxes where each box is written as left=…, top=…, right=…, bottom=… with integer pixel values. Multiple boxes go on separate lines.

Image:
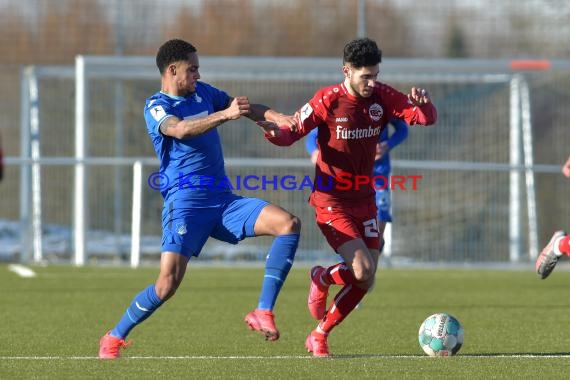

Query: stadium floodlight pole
left=74, top=55, right=87, bottom=267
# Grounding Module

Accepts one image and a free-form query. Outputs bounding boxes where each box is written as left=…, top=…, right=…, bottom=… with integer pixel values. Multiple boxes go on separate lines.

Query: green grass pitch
left=2, top=264, right=570, bottom=379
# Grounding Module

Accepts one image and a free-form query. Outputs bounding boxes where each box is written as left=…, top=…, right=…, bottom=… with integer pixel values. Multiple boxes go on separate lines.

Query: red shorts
left=314, top=202, right=381, bottom=252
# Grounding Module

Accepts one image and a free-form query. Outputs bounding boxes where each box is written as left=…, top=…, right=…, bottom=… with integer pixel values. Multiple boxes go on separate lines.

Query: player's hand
left=375, top=141, right=389, bottom=160
left=274, top=111, right=302, bottom=133
left=224, top=96, right=251, bottom=120
left=407, top=87, right=431, bottom=106
left=562, top=156, right=570, bottom=178
left=271, top=113, right=297, bottom=133
left=256, top=120, right=281, bottom=137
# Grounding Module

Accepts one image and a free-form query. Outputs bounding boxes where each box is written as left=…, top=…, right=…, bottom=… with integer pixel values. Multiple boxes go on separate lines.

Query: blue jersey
left=143, top=82, right=231, bottom=207
left=373, top=128, right=391, bottom=178
left=375, top=118, right=408, bottom=176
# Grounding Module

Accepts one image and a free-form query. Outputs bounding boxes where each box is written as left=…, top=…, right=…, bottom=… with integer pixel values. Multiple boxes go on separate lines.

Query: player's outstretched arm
left=247, top=104, right=296, bottom=129
left=159, top=96, right=248, bottom=139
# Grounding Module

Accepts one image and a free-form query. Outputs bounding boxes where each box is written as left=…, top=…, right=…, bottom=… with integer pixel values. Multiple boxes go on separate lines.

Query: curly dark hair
left=156, top=39, right=197, bottom=74
left=343, top=38, right=382, bottom=68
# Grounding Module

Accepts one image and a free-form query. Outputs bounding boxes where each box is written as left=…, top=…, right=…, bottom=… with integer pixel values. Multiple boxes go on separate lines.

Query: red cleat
left=536, top=230, right=567, bottom=279
left=98, top=331, right=132, bottom=359
left=244, top=309, right=280, bottom=341
left=308, top=266, right=329, bottom=320
left=305, top=330, right=330, bottom=357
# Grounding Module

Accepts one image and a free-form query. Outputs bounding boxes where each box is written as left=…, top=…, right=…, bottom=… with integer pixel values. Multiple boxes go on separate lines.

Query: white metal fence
left=10, top=56, right=570, bottom=267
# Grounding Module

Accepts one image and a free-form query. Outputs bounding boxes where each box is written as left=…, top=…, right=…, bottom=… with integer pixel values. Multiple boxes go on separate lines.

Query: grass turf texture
left=1, top=265, right=570, bottom=379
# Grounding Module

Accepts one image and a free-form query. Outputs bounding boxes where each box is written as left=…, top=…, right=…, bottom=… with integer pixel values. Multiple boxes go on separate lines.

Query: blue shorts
left=375, top=187, right=392, bottom=222
left=161, top=194, right=269, bottom=257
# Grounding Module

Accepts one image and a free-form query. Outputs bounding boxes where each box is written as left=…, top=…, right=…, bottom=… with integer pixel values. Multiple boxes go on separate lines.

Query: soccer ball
left=418, top=313, right=464, bottom=357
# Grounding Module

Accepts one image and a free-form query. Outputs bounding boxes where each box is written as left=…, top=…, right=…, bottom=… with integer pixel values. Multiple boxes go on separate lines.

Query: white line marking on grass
left=0, top=356, right=312, bottom=360
left=8, top=264, right=37, bottom=278
left=2, top=354, right=570, bottom=360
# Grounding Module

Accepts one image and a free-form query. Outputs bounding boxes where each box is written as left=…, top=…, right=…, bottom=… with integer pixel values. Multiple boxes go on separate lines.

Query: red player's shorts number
left=363, top=218, right=379, bottom=238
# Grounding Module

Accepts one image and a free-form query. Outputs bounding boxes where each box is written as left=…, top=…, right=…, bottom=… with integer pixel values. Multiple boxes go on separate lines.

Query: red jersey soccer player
left=258, top=38, right=437, bottom=357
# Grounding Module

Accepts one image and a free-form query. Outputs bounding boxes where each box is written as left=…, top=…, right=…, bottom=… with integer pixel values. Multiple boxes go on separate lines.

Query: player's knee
left=290, top=214, right=301, bottom=233
left=352, top=265, right=375, bottom=284
left=156, top=284, right=177, bottom=301
left=155, top=277, right=181, bottom=301
left=280, top=213, right=301, bottom=235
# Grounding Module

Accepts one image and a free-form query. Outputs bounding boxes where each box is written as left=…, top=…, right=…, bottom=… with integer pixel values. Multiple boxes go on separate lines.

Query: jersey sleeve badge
left=149, top=105, right=166, bottom=121
left=300, top=103, right=314, bottom=124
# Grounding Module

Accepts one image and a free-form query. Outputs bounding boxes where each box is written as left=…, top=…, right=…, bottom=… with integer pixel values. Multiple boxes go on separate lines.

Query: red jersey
left=267, top=81, right=437, bottom=208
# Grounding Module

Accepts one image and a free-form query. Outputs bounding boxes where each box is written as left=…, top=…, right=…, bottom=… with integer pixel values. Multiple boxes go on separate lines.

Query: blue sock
left=257, top=233, right=299, bottom=310
left=110, top=284, right=164, bottom=339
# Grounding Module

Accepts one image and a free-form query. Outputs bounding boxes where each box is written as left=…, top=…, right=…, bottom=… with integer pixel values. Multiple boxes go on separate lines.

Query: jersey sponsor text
left=335, top=125, right=381, bottom=140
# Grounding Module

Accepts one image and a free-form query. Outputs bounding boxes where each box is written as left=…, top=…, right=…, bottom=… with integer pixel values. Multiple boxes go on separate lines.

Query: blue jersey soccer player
left=99, top=39, right=301, bottom=359
left=305, top=118, right=408, bottom=236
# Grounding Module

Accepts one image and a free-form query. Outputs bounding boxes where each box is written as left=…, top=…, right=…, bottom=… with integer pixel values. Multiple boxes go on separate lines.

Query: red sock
left=319, top=284, right=367, bottom=334
left=321, top=262, right=355, bottom=286
left=559, top=236, right=570, bottom=256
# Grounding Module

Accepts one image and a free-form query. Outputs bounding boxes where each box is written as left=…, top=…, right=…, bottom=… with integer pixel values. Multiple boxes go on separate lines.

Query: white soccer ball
left=418, top=313, right=464, bottom=357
